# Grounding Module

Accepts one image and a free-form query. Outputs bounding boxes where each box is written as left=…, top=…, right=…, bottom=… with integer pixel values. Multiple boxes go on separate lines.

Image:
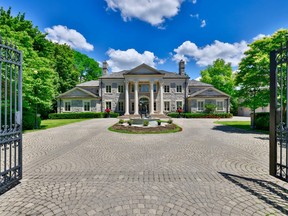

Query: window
left=139, top=84, right=149, bottom=92
left=118, top=85, right=124, bottom=93
left=131, top=84, right=134, bottom=93
left=118, top=101, right=124, bottom=112
left=154, top=102, right=156, bottom=111
left=216, top=101, right=224, bottom=111
left=106, top=101, right=112, bottom=109
left=131, top=102, right=135, bottom=112
left=176, top=85, right=182, bottom=93
left=84, top=101, right=91, bottom=111
left=197, top=101, right=204, bottom=111
left=164, top=101, right=170, bottom=112
left=176, top=101, right=183, bottom=109
left=164, top=85, right=170, bottom=93
left=153, top=84, right=157, bottom=92
left=64, top=101, right=71, bottom=112
left=106, top=85, right=111, bottom=93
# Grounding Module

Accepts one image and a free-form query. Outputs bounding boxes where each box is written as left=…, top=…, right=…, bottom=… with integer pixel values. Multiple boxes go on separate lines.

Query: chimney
left=102, top=61, right=108, bottom=75
left=179, top=60, right=185, bottom=75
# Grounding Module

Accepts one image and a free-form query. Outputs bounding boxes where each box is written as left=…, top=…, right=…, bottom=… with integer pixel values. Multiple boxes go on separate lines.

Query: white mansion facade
left=57, top=61, right=230, bottom=115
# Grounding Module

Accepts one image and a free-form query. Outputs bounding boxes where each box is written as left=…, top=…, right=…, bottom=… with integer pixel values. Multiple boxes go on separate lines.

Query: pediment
left=124, top=64, right=163, bottom=75
left=190, top=87, right=229, bottom=97
left=58, top=87, right=97, bottom=98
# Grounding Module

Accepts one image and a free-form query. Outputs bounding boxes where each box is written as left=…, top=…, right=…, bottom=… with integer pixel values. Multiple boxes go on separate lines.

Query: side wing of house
left=188, top=87, right=230, bottom=113
left=57, top=87, right=101, bottom=113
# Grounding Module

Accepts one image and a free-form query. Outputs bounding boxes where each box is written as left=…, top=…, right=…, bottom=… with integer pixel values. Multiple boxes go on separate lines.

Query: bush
left=204, top=104, right=216, bottom=114
left=157, top=120, right=161, bottom=126
left=168, top=119, right=173, bottom=124
left=255, top=112, right=269, bottom=130
left=143, top=120, right=149, bottom=126
left=119, top=119, right=124, bottom=124
left=23, top=112, right=41, bottom=130
left=127, top=120, right=132, bottom=126
left=48, top=112, right=119, bottom=119
left=167, top=112, right=233, bottom=118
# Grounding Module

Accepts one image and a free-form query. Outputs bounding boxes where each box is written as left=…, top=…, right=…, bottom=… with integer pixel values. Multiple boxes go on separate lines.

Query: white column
left=150, top=81, right=154, bottom=115
left=134, top=81, right=139, bottom=115
left=159, top=81, right=164, bottom=114
left=124, top=81, right=129, bottom=115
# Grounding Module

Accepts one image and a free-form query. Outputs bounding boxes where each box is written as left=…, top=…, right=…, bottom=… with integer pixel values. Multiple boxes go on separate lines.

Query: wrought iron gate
left=0, top=35, right=22, bottom=193
left=270, top=40, right=288, bottom=182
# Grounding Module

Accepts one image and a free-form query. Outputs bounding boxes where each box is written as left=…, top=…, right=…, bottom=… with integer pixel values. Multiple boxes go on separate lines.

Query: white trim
left=117, top=100, right=124, bottom=112
left=83, top=100, right=91, bottom=112
left=197, top=100, right=205, bottom=111
left=58, top=87, right=98, bottom=98
left=216, top=100, right=224, bottom=111
left=63, top=100, right=71, bottom=112
left=105, top=100, right=112, bottom=109
left=118, top=85, right=124, bottom=93
left=106, top=85, right=112, bottom=93
left=176, top=85, right=182, bottom=93
left=164, top=100, right=171, bottom=112
left=189, top=87, right=230, bottom=97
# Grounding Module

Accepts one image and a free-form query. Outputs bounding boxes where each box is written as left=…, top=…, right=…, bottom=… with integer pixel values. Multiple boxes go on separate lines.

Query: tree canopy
left=235, top=29, right=288, bottom=110
left=0, top=7, right=102, bottom=118
left=200, top=58, right=234, bottom=96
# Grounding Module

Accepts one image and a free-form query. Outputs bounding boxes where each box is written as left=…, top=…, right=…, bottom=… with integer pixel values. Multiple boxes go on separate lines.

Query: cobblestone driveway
left=0, top=118, right=287, bottom=215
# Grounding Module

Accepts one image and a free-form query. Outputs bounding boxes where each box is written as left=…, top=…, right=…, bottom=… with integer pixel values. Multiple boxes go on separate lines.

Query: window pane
left=84, top=102, right=90, bottom=111
left=65, top=102, right=71, bottom=111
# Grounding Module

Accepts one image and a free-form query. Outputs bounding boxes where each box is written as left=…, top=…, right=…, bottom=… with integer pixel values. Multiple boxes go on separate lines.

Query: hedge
left=167, top=112, right=233, bottom=118
left=23, top=112, right=41, bottom=130
left=48, top=112, right=119, bottom=119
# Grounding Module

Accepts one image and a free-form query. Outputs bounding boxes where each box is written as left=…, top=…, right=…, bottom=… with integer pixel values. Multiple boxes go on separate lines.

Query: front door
left=139, top=98, right=149, bottom=114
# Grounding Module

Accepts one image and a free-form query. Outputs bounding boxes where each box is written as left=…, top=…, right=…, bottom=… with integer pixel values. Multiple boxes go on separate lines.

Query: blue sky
left=1, top=0, right=288, bottom=79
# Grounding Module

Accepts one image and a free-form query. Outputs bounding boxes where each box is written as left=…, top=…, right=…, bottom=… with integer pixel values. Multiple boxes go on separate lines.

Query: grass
left=214, top=120, right=268, bottom=133
left=214, top=121, right=251, bottom=130
left=24, top=118, right=90, bottom=133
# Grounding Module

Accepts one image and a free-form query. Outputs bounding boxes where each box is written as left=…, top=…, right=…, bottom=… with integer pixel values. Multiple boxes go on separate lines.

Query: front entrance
left=139, top=97, right=149, bottom=117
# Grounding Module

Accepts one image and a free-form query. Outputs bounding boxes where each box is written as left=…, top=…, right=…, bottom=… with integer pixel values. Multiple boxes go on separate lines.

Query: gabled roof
left=189, top=87, right=230, bottom=98
left=58, top=87, right=98, bottom=98
left=188, top=80, right=212, bottom=87
left=77, top=80, right=99, bottom=86
left=123, top=63, right=164, bottom=75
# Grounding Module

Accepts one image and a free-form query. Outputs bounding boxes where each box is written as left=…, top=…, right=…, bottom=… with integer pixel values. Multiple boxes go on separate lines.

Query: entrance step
left=118, top=114, right=170, bottom=120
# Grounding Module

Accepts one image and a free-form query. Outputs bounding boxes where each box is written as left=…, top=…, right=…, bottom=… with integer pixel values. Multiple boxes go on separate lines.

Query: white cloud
left=192, top=0, right=197, bottom=4
left=190, top=14, right=199, bottom=19
left=173, top=40, right=249, bottom=67
left=253, top=34, right=269, bottom=41
left=106, top=48, right=163, bottom=71
left=105, top=0, right=183, bottom=26
left=200, top=20, right=206, bottom=28
left=45, top=25, right=94, bottom=51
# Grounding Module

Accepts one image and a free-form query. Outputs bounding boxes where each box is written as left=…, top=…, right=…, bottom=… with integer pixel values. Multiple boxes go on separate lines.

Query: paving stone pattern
left=0, top=118, right=288, bottom=215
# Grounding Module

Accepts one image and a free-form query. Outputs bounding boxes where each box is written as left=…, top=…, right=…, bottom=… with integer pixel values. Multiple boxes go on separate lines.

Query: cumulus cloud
left=105, top=0, right=183, bottom=26
left=253, top=34, right=270, bottom=41
left=106, top=48, right=164, bottom=71
left=200, top=20, right=206, bottom=28
left=173, top=40, right=249, bottom=67
left=45, top=25, right=94, bottom=51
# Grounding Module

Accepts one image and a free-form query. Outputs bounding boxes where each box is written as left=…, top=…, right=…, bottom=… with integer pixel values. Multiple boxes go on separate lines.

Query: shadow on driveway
left=219, top=172, right=288, bottom=215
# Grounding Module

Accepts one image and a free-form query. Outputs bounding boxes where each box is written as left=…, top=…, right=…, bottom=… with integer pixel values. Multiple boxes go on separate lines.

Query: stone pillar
left=124, top=81, right=129, bottom=115
left=159, top=81, right=164, bottom=114
left=150, top=81, right=154, bottom=115
left=134, top=81, right=139, bottom=115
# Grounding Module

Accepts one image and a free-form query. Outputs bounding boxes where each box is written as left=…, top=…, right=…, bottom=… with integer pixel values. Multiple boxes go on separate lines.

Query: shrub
left=204, top=104, right=216, bottom=114
left=23, top=112, right=41, bottom=130
left=157, top=120, right=161, bottom=126
left=48, top=112, right=119, bottom=119
left=127, top=120, right=132, bottom=126
left=255, top=112, right=269, bottom=130
left=167, top=112, right=232, bottom=118
left=168, top=119, right=173, bottom=124
left=143, top=120, right=149, bottom=126
left=119, top=119, right=124, bottom=124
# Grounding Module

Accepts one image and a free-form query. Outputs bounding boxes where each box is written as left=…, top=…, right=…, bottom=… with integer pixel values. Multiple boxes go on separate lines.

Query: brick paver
left=0, top=118, right=287, bottom=215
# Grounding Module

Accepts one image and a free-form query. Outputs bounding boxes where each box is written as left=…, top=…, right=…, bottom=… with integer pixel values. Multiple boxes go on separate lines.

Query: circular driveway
left=0, top=118, right=287, bottom=215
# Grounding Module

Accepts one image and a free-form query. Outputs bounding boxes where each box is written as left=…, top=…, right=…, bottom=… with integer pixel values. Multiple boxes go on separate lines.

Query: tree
left=200, top=58, right=234, bottom=96
left=74, top=51, right=102, bottom=82
left=235, top=29, right=288, bottom=111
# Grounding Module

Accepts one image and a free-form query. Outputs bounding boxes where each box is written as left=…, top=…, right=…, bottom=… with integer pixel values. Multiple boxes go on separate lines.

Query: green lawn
left=214, top=120, right=268, bottom=133
left=214, top=121, right=251, bottom=130
left=24, top=119, right=90, bottom=133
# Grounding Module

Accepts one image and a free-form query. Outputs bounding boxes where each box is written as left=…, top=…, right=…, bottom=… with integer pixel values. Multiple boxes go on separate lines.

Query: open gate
left=270, top=40, right=288, bottom=182
left=0, top=35, right=22, bottom=194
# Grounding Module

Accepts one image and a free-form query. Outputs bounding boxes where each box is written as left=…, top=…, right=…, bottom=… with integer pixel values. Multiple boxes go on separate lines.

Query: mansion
left=57, top=61, right=230, bottom=115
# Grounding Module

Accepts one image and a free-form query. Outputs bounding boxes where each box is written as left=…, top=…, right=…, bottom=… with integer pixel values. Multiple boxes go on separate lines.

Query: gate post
left=269, top=50, right=277, bottom=176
